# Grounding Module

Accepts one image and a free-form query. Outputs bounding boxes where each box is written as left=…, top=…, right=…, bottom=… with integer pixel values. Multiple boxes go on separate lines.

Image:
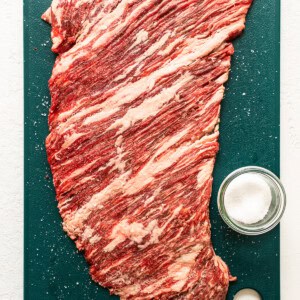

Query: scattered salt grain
left=224, top=173, right=272, bottom=224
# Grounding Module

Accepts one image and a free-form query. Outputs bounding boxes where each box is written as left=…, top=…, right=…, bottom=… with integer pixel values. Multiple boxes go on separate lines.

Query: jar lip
left=217, top=166, right=286, bottom=235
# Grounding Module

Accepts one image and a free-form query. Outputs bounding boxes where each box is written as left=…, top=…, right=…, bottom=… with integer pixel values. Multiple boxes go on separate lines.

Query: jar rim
left=217, top=166, right=286, bottom=235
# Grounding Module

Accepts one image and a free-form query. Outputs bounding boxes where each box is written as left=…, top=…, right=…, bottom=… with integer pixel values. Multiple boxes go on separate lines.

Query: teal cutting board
left=24, top=1, right=280, bottom=299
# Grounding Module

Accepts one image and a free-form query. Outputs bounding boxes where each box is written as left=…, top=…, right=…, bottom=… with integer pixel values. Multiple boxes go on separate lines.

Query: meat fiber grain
left=43, top=1, right=253, bottom=299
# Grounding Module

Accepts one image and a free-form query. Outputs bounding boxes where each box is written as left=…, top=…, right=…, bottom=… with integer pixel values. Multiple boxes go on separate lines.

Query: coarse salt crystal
left=224, top=173, right=272, bottom=224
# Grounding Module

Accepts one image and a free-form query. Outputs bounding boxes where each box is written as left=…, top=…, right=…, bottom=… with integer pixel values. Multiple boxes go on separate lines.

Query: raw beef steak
left=43, top=0, right=252, bottom=299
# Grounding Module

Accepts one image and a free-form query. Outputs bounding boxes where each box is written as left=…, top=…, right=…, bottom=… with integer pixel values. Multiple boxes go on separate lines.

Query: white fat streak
left=53, top=102, right=117, bottom=140
left=115, top=63, right=137, bottom=81
left=213, top=256, right=229, bottom=281
left=158, top=36, right=184, bottom=56
left=129, top=29, right=149, bottom=50
left=155, top=126, right=192, bottom=157
left=142, top=278, right=168, bottom=294
left=64, top=127, right=204, bottom=234
left=58, top=197, right=73, bottom=210
left=144, top=186, right=162, bottom=205
left=53, top=0, right=155, bottom=76
left=81, top=226, right=102, bottom=244
left=53, top=0, right=128, bottom=74
left=203, top=86, right=224, bottom=111
left=59, top=158, right=101, bottom=185
left=103, top=236, right=125, bottom=252
left=61, top=145, right=128, bottom=197
left=133, top=31, right=172, bottom=76
left=168, top=244, right=203, bottom=292
left=136, top=244, right=204, bottom=298
left=90, top=234, right=102, bottom=244
left=196, top=159, right=214, bottom=188
left=75, top=0, right=94, bottom=9
left=53, top=54, right=80, bottom=75
left=54, top=23, right=237, bottom=139
left=203, top=109, right=220, bottom=133
left=169, top=268, right=190, bottom=292
left=61, top=132, right=84, bottom=149
left=123, top=136, right=207, bottom=196
left=138, top=205, right=183, bottom=249
left=108, top=135, right=127, bottom=173
left=61, top=20, right=241, bottom=233
left=200, top=86, right=225, bottom=133
left=215, top=69, right=230, bottom=84
left=50, top=102, right=118, bottom=147
left=87, top=247, right=98, bottom=258
left=92, top=0, right=152, bottom=50
left=82, top=226, right=94, bottom=240
left=63, top=171, right=131, bottom=236
left=114, top=30, right=171, bottom=81
left=113, top=73, right=128, bottom=82
left=52, top=36, right=63, bottom=49
left=98, top=255, right=130, bottom=275
left=105, top=204, right=183, bottom=252
left=114, top=31, right=171, bottom=81
left=82, top=107, right=119, bottom=126
left=50, top=0, right=64, bottom=26
left=115, top=135, right=123, bottom=147
left=49, top=0, right=68, bottom=49
left=59, top=120, right=189, bottom=186
left=109, top=72, right=193, bottom=134
left=97, top=21, right=243, bottom=125
left=104, top=219, right=158, bottom=252
left=77, top=175, right=94, bottom=185
left=121, top=284, right=142, bottom=297
left=110, top=151, right=127, bottom=173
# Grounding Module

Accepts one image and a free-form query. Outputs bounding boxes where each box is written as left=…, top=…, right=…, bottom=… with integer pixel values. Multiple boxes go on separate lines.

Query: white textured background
left=0, top=0, right=23, bottom=299
left=0, top=0, right=299, bottom=299
left=280, top=0, right=300, bottom=297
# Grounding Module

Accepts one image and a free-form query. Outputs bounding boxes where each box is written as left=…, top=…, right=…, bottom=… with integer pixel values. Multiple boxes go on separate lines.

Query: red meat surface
left=43, top=1, right=252, bottom=299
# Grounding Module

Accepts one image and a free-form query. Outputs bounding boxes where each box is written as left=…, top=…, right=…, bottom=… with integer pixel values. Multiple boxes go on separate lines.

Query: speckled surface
left=1, top=0, right=300, bottom=299
left=24, top=0, right=280, bottom=299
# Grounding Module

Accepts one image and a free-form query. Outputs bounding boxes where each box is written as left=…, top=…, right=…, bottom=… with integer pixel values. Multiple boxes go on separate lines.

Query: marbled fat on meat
left=43, top=1, right=253, bottom=299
